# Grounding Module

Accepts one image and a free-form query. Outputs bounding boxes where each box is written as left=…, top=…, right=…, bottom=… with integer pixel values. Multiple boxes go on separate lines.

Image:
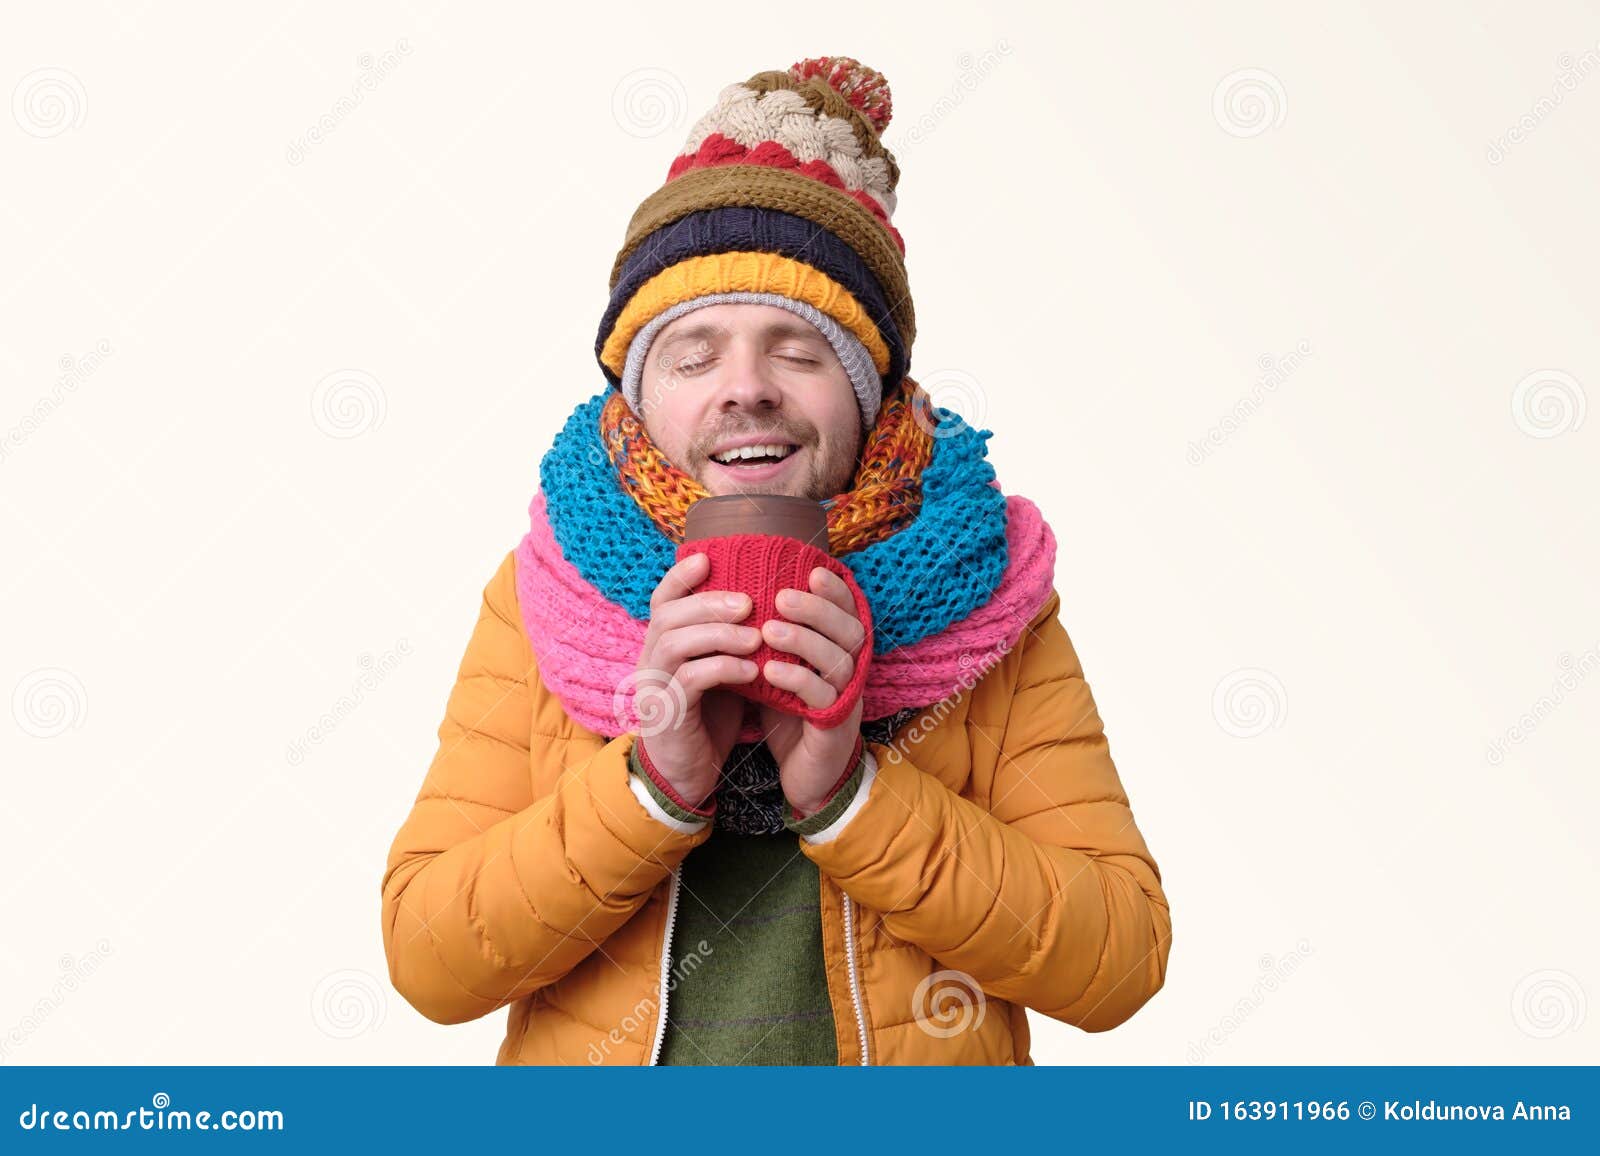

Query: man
left=381, top=55, right=1171, bottom=1065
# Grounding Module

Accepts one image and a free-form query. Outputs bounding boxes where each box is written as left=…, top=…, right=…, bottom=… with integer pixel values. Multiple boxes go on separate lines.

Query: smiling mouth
left=709, top=442, right=799, bottom=467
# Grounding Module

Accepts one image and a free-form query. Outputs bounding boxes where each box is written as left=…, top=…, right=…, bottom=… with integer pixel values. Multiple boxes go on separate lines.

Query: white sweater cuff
left=800, top=747, right=877, bottom=845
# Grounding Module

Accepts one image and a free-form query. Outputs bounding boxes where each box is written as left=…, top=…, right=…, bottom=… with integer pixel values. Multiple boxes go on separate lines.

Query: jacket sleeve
left=380, top=550, right=711, bottom=1025
left=798, top=590, right=1172, bottom=1031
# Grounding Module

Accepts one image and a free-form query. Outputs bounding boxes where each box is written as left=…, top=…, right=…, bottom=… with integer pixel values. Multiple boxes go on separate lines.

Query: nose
left=711, top=336, right=783, bottom=416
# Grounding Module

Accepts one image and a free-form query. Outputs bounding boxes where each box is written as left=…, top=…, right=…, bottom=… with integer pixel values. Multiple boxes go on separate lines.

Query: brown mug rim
left=682, top=494, right=830, bottom=553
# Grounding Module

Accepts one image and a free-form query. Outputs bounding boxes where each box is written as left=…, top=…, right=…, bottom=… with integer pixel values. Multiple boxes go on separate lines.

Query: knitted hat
left=596, top=56, right=914, bottom=427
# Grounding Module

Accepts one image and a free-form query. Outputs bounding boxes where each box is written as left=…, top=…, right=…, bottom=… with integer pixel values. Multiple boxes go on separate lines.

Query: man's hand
left=634, top=550, right=761, bottom=808
left=758, top=565, right=868, bottom=817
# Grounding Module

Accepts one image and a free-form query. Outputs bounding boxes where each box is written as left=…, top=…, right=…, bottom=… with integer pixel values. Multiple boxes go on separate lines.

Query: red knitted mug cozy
left=673, top=533, right=873, bottom=728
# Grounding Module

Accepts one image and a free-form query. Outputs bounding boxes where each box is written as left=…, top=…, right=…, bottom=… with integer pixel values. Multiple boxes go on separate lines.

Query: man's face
left=636, top=302, right=864, bottom=500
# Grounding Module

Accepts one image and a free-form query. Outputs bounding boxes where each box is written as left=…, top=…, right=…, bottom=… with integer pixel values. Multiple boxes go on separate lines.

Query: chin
left=703, top=477, right=807, bottom=499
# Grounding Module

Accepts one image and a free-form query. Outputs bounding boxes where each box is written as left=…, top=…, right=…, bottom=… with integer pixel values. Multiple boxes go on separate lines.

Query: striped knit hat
left=595, top=56, right=913, bottom=427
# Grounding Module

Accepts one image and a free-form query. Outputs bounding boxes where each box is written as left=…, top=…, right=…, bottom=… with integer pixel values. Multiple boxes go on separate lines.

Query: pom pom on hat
left=789, top=55, right=893, bottom=134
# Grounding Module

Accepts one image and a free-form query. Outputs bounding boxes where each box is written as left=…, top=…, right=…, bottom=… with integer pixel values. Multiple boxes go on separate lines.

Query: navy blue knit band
left=595, top=205, right=907, bottom=391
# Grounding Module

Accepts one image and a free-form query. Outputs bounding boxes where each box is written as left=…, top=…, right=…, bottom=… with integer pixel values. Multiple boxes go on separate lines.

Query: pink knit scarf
left=513, top=488, right=1058, bottom=744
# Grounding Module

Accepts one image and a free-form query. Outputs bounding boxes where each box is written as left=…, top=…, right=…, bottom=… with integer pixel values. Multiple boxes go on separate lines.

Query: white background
left=2, top=0, right=1596, bottom=1065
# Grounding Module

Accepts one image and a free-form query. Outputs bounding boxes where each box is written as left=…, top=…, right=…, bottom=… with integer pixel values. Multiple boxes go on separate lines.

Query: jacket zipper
left=651, top=868, right=869, bottom=1065
left=647, top=865, right=681, bottom=1066
left=841, top=892, right=871, bottom=1065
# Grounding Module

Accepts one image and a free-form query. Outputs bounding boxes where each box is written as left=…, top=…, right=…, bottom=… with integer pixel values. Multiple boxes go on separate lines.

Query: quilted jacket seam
left=506, top=820, right=605, bottom=949
left=942, top=828, right=1008, bottom=957
left=1046, top=863, right=1112, bottom=1018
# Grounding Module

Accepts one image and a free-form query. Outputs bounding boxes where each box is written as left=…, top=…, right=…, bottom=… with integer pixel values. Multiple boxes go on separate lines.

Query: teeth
left=712, top=443, right=795, bottom=464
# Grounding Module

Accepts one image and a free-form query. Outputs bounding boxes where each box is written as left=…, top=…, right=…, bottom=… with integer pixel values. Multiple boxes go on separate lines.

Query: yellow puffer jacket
left=381, top=549, right=1172, bottom=1064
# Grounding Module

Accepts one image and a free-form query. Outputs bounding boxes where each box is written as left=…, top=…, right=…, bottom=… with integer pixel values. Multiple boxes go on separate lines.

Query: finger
left=809, top=565, right=855, bottom=613
left=762, top=659, right=840, bottom=710
left=653, top=622, right=763, bottom=672
left=648, top=588, right=753, bottom=638
left=675, top=655, right=759, bottom=707
left=649, top=551, right=710, bottom=613
left=774, top=583, right=866, bottom=655
left=761, top=618, right=853, bottom=691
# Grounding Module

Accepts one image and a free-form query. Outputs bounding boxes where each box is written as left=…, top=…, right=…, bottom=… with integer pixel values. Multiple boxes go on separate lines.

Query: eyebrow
left=656, top=319, right=828, bottom=352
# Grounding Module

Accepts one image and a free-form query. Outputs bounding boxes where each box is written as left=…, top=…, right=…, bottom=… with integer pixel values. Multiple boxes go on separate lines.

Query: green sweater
left=627, top=740, right=867, bottom=1065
